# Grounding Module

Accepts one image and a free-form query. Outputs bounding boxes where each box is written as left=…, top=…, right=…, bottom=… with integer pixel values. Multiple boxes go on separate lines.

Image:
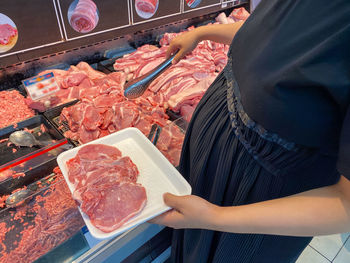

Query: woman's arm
left=150, top=175, right=350, bottom=236
left=167, top=22, right=244, bottom=63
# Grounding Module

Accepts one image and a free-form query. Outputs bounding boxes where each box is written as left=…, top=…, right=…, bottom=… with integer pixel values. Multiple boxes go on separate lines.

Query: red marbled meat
left=81, top=181, right=146, bottom=233
left=0, top=24, right=17, bottom=45
left=66, top=144, right=147, bottom=233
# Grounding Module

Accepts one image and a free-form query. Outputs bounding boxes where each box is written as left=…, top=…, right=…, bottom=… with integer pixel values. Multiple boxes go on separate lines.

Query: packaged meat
left=57, top=127, right=191, bottom=239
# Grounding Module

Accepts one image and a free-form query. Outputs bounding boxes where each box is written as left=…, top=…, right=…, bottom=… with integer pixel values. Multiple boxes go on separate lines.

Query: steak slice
left=77, top=144, right=122, bottom=161
left=81, top=180, right=147, bottom=233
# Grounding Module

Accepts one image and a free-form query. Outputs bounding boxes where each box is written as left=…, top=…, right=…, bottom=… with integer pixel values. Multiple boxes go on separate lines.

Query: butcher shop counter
left=0, top=155, right=171, bottom=263
left=0, top=3, right=250, bottom=262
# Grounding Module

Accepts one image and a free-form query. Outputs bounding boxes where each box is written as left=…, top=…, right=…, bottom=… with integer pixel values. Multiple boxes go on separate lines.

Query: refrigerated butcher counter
left=0, top=1, right=250, bottom=262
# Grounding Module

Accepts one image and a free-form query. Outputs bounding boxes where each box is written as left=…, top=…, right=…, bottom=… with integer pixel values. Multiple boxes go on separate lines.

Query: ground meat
left=0, top=167, right=84, bottom=263
left=0, top=90, right=35, bottom=129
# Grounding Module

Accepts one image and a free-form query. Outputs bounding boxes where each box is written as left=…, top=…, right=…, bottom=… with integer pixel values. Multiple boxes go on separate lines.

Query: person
left=150, top=0, right=350, bottom=262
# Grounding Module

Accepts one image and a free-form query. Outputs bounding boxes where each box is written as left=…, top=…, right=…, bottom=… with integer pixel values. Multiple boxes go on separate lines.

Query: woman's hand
left=149, top=193, right=220, bottom=229
left=166, top=31, right=200, bottom=64
left=166, top=22, right=244, bottom=64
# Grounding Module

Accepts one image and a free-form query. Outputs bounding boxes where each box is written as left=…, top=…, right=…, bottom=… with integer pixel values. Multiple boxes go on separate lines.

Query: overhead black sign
left=184, top=0, right=221, bottom=12
left=131, top=0, right=181, bottom=24
left=57, top=0, right=130, bottom=40
left=0, top=0, right=63, bottom=57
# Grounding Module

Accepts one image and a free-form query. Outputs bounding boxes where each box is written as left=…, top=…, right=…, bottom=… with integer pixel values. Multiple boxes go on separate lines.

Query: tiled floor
left=297, top=233, right=350, bottom=263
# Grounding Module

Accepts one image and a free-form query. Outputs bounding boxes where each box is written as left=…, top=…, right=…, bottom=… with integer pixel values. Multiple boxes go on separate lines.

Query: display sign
left=0, top=0, right=63, bottom=58
left=23, top=73, right=60, bottom=100
left=57, top=0, right=130, bottom=40
left=184, top=0, right=221, bottom=12
left=131, top=0, right=181, bottom=24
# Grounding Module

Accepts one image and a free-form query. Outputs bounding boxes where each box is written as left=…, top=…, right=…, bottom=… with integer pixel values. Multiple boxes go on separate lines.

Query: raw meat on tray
left=66, top=144, right=147, bottom=233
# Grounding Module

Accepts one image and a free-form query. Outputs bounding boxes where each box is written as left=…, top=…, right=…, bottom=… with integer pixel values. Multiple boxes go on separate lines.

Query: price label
left=22, top=72, right=60, bottom=100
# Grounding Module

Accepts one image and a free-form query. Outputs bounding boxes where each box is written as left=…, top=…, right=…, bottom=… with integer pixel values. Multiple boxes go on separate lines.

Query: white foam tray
left=57, top=127, right=191, bottom=239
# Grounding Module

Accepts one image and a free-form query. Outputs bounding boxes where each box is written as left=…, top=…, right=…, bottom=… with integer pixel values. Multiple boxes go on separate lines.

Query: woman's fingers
left=163, top=193, right=186, bottom=209
left=149, top=209, right=185, bottom=228
left=173, top=49, right=186, bottom=64
left=166, top=43, right=179, bottom=59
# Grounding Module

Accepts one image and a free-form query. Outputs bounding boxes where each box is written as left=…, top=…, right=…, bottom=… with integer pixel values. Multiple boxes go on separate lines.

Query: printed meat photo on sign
left=0, top=13, right=18, bottom=53
left=135, top=0, right=159, bottom=19
left=185, top=0, right=202, bottom=8
left=68, top=0, right=99, bottom=33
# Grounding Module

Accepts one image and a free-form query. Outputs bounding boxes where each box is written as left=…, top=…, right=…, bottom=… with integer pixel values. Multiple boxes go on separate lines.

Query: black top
left=230, top=0, right=350, bottom=178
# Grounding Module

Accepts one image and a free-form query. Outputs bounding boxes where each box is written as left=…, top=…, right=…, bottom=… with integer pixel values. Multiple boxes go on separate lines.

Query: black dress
left=171, top=0, right=350, bottom=262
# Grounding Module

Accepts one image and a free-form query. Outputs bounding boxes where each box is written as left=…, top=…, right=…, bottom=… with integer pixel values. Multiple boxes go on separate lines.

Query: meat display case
left=0, top=1, right=249, bottom=262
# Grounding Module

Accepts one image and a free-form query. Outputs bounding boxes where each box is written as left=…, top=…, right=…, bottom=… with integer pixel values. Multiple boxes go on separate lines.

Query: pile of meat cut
left=0, top=90, right=35, bottom=129
left=31, top=59, right=184, bottom=166
left=113, top=36, right=222, bottom=122
left=113, top=7, right=250, bottom=122
left=27, top=7, right=249, bottom=167
left=27, top=59, right=183, bottom=166
left=58, top=64, right=168, bottom=144
left=25, top=61, right=121, bottom=112
left=215, top=7, right=250, bottom=24
left=66, top=144, right=147, bottom=232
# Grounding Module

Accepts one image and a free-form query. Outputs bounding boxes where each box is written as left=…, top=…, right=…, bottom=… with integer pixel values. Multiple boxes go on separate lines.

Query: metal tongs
left=6, top=173, right=57, bottom=208
left=148, top=124, right=162, bottom=146
left=124, top=52, right=177, bottom=99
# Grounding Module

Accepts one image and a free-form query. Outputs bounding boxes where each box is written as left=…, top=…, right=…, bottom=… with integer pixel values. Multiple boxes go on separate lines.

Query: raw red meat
left=82, top=181, right=146, bottom=232
left=83, top=105, right=102, bottom=130
left=79, top=125, right=100, bottom=144
left=0, top=90, right=35, bottom=128
left=0, top=167, right=84, bottom=263
left=39, top=12, right=248, bottom=165
left=180, top=104, right=195, bottom=122
left=168, top=74, right=217, bottom=111
left=76, top=62, right=106, bottom=80
left=229, top=7, right=250, bottom=22
left=101, top=109, right=114, bottom=129
left=66, top=144, right=147, bottom=233
left=61, top=72, right=87, bottom=89
left=215, top=12, right=229, bottom=24
left=77, top=144, right=122, bottom=160
left=70, top=0, right=98, bottom=33
left=155, top=122, right=185, bottom=166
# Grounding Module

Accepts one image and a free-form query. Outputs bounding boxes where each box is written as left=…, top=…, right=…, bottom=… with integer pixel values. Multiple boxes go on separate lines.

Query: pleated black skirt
left=171, top=71, right=340, bottom=263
